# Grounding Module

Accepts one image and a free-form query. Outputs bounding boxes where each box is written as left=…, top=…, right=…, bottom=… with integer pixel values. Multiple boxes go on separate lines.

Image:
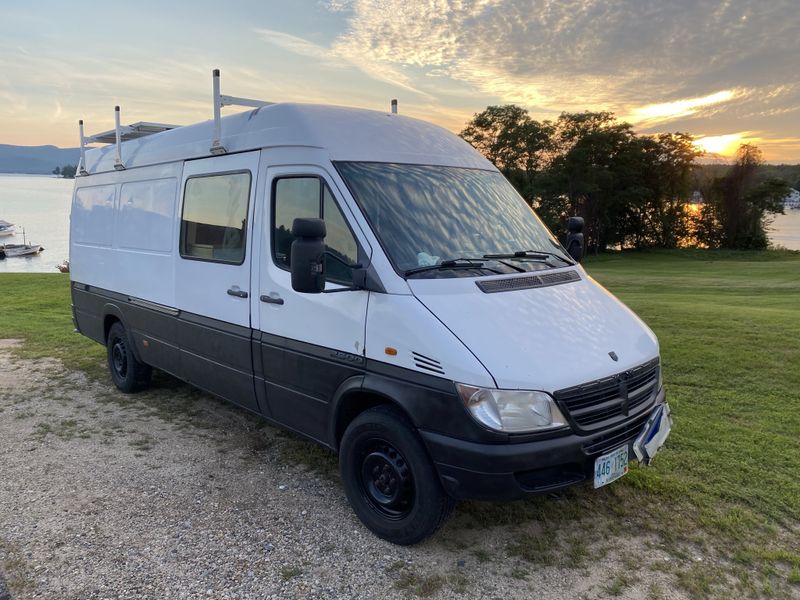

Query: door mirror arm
left=324, top=250, right=362, bottom=270
left=321, top=261, right=371, bottom=293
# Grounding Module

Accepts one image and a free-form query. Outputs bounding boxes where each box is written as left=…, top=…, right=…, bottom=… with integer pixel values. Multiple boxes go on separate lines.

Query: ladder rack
left=211, top=68, right=274, bottom=155
left=78, top=69, right=275, bottom=173
left=78, top=106, right=180, bottom=174
left=77, top=69, right=395, bottom=173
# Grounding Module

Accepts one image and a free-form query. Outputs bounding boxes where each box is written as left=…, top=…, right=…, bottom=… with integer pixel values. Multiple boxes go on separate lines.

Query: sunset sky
left=1, top=0, right=799, bottom=161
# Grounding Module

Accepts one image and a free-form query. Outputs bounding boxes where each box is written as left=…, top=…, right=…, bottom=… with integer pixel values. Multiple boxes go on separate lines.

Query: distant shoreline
left=0, top=173, right=66, bottom=178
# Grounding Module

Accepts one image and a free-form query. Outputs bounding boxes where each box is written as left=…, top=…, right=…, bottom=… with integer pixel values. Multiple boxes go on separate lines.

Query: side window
left=272, top=176, right=358, bottom=284
left=273, top=177, right=320, bottom=268
left=180, top=171, right=251, bottom=264
left=323, top=185, right=358, bottom=283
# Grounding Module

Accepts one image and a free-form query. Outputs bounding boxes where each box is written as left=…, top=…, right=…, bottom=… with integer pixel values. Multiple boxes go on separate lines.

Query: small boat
left=2, top=243, right=44, bottom=257
left=0, top=220, right=15, bottom=237
left=1, top=227, right=43, bottom=258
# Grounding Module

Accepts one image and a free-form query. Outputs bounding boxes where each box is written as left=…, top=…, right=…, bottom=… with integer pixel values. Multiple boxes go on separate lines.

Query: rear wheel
left=106, top=321, right=151, bottom=393
left=339, top=405, right=454, bottom=545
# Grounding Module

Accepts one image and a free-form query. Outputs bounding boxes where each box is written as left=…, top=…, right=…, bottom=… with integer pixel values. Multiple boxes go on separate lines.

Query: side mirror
left=290, top=218, right=326, bottom=293
left=565, top=216, right=584, bottom=263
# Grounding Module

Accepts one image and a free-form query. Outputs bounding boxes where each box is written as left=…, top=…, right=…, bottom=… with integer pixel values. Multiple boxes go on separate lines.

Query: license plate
left=593, top=445, right=629, bottom=489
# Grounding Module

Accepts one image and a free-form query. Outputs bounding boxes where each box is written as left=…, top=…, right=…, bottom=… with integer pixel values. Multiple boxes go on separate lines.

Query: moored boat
left=0, top=220, right=15, bottom=237
left=2, top=243, right=44, bottom=257
left=1, top=227, right=43, bottom=257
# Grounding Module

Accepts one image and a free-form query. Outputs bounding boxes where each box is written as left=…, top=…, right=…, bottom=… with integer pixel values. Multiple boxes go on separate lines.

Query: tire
left=106, top=321, right=152, bottom=393
left=339, top=405, right=454, bottom=545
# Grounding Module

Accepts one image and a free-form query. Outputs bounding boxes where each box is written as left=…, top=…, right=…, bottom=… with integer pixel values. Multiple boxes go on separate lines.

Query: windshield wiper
left=403, top=258, right=503, bottom=277
left=483, top=250, right=575, bottom=266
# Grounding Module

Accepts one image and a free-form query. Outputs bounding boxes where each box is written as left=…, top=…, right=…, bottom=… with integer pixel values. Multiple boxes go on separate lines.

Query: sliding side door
left=174, top=151, right=261, bottom=412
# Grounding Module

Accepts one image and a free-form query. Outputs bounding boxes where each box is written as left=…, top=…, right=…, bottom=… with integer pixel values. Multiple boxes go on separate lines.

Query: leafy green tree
left=60, top=165, right=78, bottom=179
left=460, top=106, right=790, bottom=253
left=459, top=105, right=553, bottom=206
left=694, top=145, right=788, bottom=249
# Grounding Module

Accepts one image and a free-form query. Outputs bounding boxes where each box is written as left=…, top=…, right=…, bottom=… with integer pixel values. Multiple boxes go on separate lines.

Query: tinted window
left=273, top=176, right=358, bottom=284
left=273, top=177, right=320, bottom=267
left=180, top=172, right=250, bottom=263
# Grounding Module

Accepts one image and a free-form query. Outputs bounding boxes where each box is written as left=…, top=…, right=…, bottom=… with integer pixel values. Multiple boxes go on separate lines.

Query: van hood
left=407, top=269, right=659, bottom=392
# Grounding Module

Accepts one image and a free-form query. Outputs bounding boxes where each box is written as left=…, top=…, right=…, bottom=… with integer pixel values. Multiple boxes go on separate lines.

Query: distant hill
left=0, top=144, right=81, bottom=174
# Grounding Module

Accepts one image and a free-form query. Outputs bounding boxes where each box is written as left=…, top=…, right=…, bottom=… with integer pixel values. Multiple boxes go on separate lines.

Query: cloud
left=253, top=27, right=432, bottom=97
left=253, top=28, right=340, bottom=63
left=323, top=0, right=800, bottom=129
left=627, top=89, right=743, bottom=126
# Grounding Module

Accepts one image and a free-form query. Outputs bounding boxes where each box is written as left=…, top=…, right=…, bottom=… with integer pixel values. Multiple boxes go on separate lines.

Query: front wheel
left=106, top=321, right=152, bottom=393
left=339, top=405, right=454, bottom=545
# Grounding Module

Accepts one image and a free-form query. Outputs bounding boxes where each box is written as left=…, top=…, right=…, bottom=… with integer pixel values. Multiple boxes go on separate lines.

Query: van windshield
left=335, top=162, right=571, bottom=276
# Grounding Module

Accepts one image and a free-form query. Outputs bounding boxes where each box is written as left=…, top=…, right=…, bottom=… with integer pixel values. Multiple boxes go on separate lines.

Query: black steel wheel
left=359, top=439, right=415, bottom=519
left=106, top=321, right=152, bottom=393
left=340, top=405, right=454, bottom=545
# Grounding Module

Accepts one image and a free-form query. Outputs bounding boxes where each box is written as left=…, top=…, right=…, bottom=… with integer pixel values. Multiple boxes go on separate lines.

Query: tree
left=52, top=166, right=61, bottom=176
left=694, top=144, right=788, bottom=249
left=542, top=112, right=642, bottom=252
left=695, top=144, right=789, bottom=250
left=59, top=165, right=78, bottom=179
left=459, top=105, right=796, bottom=252
left=459, top=105, right=554, bottom=206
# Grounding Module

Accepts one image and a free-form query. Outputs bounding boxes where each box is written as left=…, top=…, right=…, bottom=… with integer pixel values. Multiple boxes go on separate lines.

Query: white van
left=70, top=71, right=671, bottom=545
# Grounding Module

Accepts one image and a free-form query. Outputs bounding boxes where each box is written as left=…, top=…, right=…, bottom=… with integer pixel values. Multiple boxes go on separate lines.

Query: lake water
left=1, top=173, right=799, bottom=273
left=0, top=174, right=72, bottom=273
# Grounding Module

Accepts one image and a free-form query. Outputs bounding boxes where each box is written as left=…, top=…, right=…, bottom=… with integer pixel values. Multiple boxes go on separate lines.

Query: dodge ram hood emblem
left=609, top=351, right=619, bottom=362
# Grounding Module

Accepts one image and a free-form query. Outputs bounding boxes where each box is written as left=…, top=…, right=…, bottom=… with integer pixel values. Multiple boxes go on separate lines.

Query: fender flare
left=101, top=303, right=144, bottom=362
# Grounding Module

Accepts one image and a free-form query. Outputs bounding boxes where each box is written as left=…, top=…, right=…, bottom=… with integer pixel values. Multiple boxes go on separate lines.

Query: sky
left=1, top=0, right=799, bottom=162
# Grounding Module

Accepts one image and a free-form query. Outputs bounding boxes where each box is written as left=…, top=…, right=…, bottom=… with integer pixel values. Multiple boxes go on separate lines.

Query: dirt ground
left=0, top=339, right=687, bottom=599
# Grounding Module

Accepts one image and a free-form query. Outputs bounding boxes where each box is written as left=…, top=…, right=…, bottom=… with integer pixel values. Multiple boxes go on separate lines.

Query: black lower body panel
left=70, top=283, right=260, bottom=414
left=422, top=388, right=666, bottom=501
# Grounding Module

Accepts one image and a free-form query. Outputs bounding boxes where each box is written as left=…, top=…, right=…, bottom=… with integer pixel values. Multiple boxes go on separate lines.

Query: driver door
left=256, top=165, right=371, bottom=442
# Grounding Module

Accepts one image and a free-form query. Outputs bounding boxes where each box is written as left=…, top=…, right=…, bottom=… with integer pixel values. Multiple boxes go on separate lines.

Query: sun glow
left=692, top=133, right=749, bottom=155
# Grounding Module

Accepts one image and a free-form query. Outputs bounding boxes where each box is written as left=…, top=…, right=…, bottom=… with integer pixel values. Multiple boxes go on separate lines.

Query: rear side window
left=273, top=176, right=358, bottom=284
left=180, top=171, right=251, bottom=264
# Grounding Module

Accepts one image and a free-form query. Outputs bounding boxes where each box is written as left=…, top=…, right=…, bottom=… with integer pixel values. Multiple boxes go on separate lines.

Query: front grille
left=554, top=358, right=659, bottom=431
left=582, top=410, right=652, bottom=456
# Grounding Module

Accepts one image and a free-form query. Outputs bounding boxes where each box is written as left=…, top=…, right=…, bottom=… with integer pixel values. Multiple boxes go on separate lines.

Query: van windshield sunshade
left=475, top=270, right=580, bottom=293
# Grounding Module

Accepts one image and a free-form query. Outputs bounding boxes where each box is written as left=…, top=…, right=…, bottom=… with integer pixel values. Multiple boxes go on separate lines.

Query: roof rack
left=211, top=68, right=274, bottom=155
left=77, top=69, right=275, bottom=173
left=78, top=107, right=180, bottom=174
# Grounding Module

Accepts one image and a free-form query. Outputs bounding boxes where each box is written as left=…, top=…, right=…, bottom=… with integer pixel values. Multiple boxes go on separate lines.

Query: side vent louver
left=412, top=351, right=445, bottom=375
left=476, top=269, right=581, bottom=294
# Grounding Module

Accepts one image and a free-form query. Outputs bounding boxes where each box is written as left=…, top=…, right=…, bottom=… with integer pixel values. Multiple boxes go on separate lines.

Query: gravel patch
left=0, top=339, right=687, bottom=599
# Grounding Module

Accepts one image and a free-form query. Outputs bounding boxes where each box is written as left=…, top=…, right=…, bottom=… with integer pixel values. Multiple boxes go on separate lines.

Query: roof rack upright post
left=78, top=120, right=87, bottom=175
left=391, top=99, right=398, bottom=114
left=113, top=106, right=125, bottom=170
left=210, top=69, right=227, bottom=155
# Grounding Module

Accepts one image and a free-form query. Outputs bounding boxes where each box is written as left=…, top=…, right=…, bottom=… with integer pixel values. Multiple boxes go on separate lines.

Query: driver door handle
left=260, top=294, right=284, bottom=305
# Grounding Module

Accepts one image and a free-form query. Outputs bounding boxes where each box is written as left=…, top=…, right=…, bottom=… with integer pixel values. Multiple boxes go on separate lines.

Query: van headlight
left=456, top=384, right=568, bottom=433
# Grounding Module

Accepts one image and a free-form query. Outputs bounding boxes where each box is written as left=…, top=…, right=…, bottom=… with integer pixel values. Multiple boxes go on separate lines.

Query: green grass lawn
left=589, top=250, right=800, bottom=595
left=1, top=250, right=799, bottom=597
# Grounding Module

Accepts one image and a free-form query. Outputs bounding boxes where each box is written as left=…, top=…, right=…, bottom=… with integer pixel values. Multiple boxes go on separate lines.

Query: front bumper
left=422, top=387, right=669, bottom=501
